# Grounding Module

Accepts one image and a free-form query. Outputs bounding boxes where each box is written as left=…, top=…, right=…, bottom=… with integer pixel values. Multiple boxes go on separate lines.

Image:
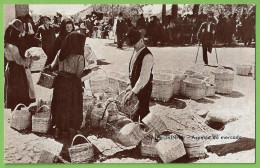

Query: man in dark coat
left=124, top=29, right=154, bottom=122
left=136, top=14, right=146, bottom=30
left=116, top=12, right=127, bottom=49
left=197, top=13, right=216, bottom=65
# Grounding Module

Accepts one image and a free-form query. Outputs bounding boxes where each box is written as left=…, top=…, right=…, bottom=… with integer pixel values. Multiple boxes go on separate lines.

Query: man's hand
left=123, top=90, right=136, bottom=106
left=88, top=64, right=100, bottom=71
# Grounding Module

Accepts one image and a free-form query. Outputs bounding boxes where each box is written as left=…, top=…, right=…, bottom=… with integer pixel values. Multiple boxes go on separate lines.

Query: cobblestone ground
left=4, top=38, right=256, bottom=163
left=4, top=111, right=50, bottom=163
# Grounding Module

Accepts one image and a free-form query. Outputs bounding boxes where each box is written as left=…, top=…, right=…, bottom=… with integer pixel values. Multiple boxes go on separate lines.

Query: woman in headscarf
left=4, top=19, right=36, bottom=110
left=52, top=18, right=75, bottom=60
left=49, top=31, right=96, bottom=139
left=35, top=16, right=56, bottom=65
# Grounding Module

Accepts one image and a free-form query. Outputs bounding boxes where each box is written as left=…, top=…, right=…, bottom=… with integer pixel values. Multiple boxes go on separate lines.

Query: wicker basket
left=211, top=66, right=234, bottom=94
left=181, top=77, right=206, bottom=100
left=155, top=134, right=186, bottom=163
left=236, top=65, right=252, bottom=76
left=183, top=135, right=205, bottom=158
left=10, top=104, right=31, bottom=131
left=116, top=122, right=145, bottom=147
left=90, top=105, right=105, bottom=127
left=116, top=91, right=139, bottom=119
left=142, top=113, right=167, bottom=135
left=205, top=83, right=216, bottom=97
left=68, top=134, right=94, bottom=163
left=37, top=72, right=57, bottom=89
left=32, top=105, right=52, bottom=133
left=151, top=73, right=176, bottom=102
left=141, top=133, right=159, bottom=158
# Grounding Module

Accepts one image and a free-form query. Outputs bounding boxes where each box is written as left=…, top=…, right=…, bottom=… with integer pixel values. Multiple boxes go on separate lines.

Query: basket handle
left=13, top=103, right=27, bottom=113
left=70, top=134, right=91, bottom=147
left=35, top=105, right=51, bottom=119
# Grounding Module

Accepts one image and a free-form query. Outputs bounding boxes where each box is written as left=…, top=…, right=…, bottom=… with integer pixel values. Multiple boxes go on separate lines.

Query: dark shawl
left=52, top=18, right=75, bottom=58
left=59, top=31, right=86, bottom=61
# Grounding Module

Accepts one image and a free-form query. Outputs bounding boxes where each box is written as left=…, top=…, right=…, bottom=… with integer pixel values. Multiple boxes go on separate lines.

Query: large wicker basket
left=116, top=122, right=145, bottom=147
left=211, top=66, right=234, bottom=94
left=10, top=104, right=31, bottom=131
left=115, top=91, right=139, bottom=119
left=181, top=77, right=206, bottom=100
left=141, top=133, right=159, bottom=158
left=68, top=134, right=94, bottom=163
left=142, top=113, right=167, bottom=135
left=151, top=73, right=176, bottom=102
left=236, top=65, right=252, bottom=76
left=32, top=105, right=52, bottom=133
left=37, top=72, right=57, bottom=89
left=183, top=133, right=205, bottom=158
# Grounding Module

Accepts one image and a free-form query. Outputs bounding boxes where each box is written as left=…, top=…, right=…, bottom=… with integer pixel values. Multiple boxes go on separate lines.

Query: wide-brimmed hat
left=126, top=29, right=146, bottom=46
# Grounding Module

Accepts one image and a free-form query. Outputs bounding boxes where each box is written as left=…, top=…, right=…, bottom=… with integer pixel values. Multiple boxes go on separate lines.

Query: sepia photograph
left=3, top=4, right=255, bottom=164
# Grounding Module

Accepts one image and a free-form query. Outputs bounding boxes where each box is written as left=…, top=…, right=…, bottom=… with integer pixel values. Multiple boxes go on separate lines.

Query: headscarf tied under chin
left=59, top=18, right=75, bottom=39
left=59, top=31, right=86, bottom=62
left=4, top=19, right=27, bottom=57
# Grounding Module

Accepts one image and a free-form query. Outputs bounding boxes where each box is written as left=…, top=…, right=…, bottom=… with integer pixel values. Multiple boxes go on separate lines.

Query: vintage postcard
left=3, top=4, right=255, bottom=164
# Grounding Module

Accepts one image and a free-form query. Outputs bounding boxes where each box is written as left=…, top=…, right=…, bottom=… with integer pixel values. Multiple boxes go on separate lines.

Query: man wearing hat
left=197, top=12, right=216, bottom=65
left=124, top=29, right=154, bottom=122
left=35, top=15, right=56, bottom=65
left=116, top=12, right=127, bottom=49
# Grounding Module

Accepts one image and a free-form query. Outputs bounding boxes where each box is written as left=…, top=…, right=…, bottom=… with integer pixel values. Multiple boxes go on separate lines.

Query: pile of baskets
left=152, top=71, right=185, bottom=102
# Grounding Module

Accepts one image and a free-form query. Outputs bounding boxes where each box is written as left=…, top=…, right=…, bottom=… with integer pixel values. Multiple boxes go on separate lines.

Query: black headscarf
left=59, top=31, right=86, bottom=61
left=59, top=18, right=75, bottom=39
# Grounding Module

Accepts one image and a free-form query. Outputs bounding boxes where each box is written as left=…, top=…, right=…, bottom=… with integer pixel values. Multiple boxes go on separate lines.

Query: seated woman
left=49, top=31, right=98, bottom=139
left=4, top=19, right=36, bottom=110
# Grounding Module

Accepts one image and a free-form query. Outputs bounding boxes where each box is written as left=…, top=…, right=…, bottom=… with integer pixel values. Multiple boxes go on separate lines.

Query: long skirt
left=51, top=71, right=83, bottom=131
left=4, top=61, right=35, bottom=110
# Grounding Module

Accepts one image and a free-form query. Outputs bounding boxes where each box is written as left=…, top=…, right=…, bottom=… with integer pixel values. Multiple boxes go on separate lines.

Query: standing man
left=35, top=16, right=56, bottom=65
left=197, top=13, right=216, bottom=65
left=136, top=14, right=146, bottom=31
left=116, top=12, right=127, bottom=49
left=124, top=29, right=154, bottom=122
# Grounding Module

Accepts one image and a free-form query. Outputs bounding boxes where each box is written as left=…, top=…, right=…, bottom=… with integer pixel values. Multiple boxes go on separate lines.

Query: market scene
left=4, top=4, right=255, bottom=163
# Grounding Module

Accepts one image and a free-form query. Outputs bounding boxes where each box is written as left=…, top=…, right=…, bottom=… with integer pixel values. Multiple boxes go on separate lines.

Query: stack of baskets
left=151, top=73, right=176, bottom=102
left=10, top=104, right=31, bottom=131
left=68, top=134, right=94, bottom=163
left=32, top=105, right=52, bottom=133
left=236, top=65, right=252, bottom=76
left=211, top=66, right=234, bottom=94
